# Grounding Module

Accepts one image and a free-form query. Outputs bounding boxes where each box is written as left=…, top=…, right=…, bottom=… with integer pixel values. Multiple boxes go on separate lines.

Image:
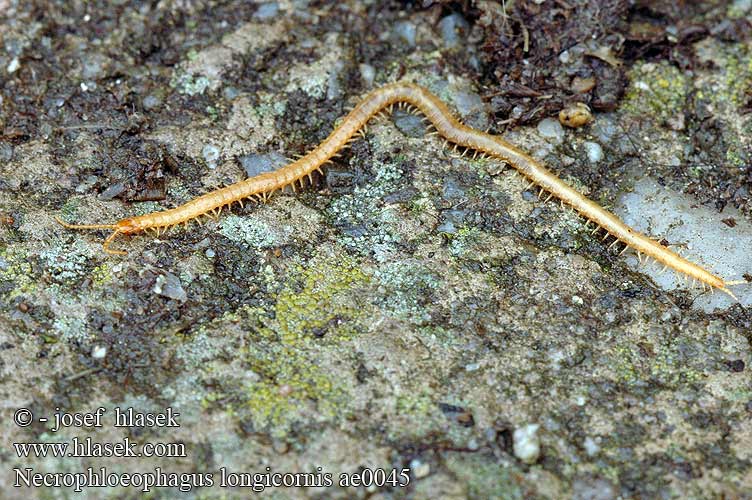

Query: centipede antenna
left=55, top=217, right=116, bottom=231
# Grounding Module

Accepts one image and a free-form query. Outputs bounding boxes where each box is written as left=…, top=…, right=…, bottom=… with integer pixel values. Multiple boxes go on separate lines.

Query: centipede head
left=115, top=217, right=141, bottom=234
left=55, top=216, right=132, bottom=255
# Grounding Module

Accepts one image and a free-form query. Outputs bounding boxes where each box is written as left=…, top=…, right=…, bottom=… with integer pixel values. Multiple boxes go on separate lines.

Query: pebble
left=202, top=144, right=220, bottom=169
left=392, top=110, right=425, bottom=138
left=359, top=63, right=375, bottom=87
left=409, top=458, right=430, bottom=479
left=91, top=345, right=107, bottom=360
left=7, top=57, right=20, bottom=73
left=453, top=90, right=488, bottom=129
left=99, top=182, right=126, bottom=200
left=0, top=142, right=13, bottom=162
left=223, top=86, right=240, bottom=100
left=559, top=103, right=593, bottom=128
left=537, top=118, right=565, bottom=144
left=437, top=209, right=467, bottom=234
left=513, top=424, right=541, bottom=464
left=238, top=152, right=288, bottom=177
left=439, top=13, right=468, bottom=48
left=81, top=53, right=107, bottom=80
left=592, top=118, right=617, bottom=143
left=153, top=272, right=187, bottom=302
left=583, top=141, right=603, bottom=163
left=142, top=94, right=162, bottom=110
left=583, top=436, right=600, bottom=456
left=394, top=21, right=417, bottom=47
left=205, top=248, right=216, bottom=258
left=253, top=2, right=279, bottom=20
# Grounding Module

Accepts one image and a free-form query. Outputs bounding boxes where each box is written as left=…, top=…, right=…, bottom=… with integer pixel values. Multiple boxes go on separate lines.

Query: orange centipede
left=57, top=82, right=746, bottom=299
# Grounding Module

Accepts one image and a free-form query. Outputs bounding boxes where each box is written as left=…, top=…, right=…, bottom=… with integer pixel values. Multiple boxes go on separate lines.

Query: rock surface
left=1, top=1, right=750, bottom=499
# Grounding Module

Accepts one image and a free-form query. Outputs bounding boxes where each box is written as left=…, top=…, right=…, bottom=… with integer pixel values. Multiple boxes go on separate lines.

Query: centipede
left=56, top=82, right=747, bottom=299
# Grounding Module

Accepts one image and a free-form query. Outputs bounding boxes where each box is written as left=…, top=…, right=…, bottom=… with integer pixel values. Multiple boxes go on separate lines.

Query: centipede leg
left=102, top=230, right=126, bottom=255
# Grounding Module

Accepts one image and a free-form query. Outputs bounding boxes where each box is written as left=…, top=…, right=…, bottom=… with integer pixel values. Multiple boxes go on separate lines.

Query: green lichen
left=242, top=255, right=371, bottom=435
left=38, top=240, right=90, bottom=286
left=0, top=245, right=37, bottom=299
left=170, top=72, right=211, bottom=96
left=219, top=214, right=289, bottom=249
left=622, top=62, right=689, bottom=126
left=612, top=340, right=703, bottom=387
left=373, top=259, right=440, bottom=324
left=260, top=254, right=370, bottom=343
left=445, top=454, right=525, bottom=500
left=91, top=263, right=112, bottom=288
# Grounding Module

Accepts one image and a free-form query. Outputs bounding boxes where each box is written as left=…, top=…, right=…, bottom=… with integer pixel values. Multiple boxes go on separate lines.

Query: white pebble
left=7, top=57, right=20, bottom=73
left=359, top=64, right=375, bottom=87
left=91, top=345, right=107, bottom=359
left=202, top=144, right=220, bottom=169
left=584, top=141, right=603, bottom=163
left=583, top=436, right=600, bottom=456
left=409, top=458, right=430, bottom=479
left=537, top=118, right=565, bottom=144
left=513, top=424, right=541, bottom=464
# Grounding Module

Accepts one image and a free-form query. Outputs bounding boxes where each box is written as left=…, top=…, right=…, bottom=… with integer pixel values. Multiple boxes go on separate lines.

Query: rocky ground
left=1, top=1, right=751, bottom=499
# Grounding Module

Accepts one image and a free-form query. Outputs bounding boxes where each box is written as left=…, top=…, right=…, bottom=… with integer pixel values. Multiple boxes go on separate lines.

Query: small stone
left=142, top=94, right=162, bottom=110
left=513, top=424, right=540, bottom=464
left=393, top=110, right=425, bottom=138
left=153, top=273, right=187, bottom=302
left=91, top=345, right=107, bottom=359
left=409, top=458, right=430, bottom=479
left=439, top=13, right=469, bottom=48
left=0, top=142, right=13, bottom=162
left=583, top=141, right=603, bottom=163
left=223, top=86, right=240, bottom=100
left=238, top=152, right=287, bottom=177
left=253, top=2, right=279, bottom=20
left=394, top=21, right=417, bottom=47
left=571, top=76, right=596, bottom=94
left=583, top=436, right=600, bottom=456
left=7, top=57, right=20, bottom=73
left=205, top=248, right=216, bottom=258
left=359, top=64, right=375, bottom=87
left=202, top=144, right=220, bottom=169
left=537, top=118, right=565, bottom=144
